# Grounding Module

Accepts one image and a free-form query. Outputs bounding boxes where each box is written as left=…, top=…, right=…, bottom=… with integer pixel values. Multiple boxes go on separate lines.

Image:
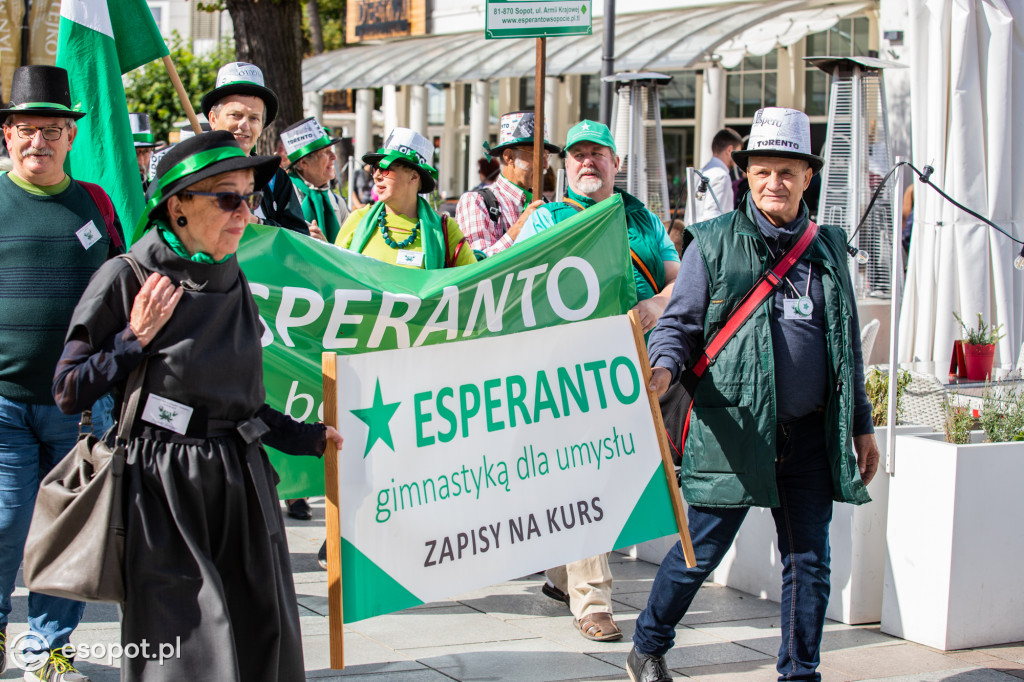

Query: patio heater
left=606, top=72, right=672, bottom=223
left=807, top=56, right=904, bottom=298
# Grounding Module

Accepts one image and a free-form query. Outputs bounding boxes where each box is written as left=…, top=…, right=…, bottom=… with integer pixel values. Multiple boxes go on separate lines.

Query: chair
left=860, top=318, right=881, bottom=365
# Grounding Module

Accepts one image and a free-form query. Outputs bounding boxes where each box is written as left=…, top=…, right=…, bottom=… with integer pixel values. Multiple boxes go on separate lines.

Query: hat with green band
left=132, top=130, right=280, bottom=244
left=129, top=113, right=159, bottom=148
left=0, top=65, right=85, bottom=120
left=280, top=117, right=342, bottom=164
left=362, top=127, right=438, bottom=194
left=564, top=119, right=616, bottom=154
left=488, top=111, right=561, bottom=156
left=201, top=62, right=279, bottom=126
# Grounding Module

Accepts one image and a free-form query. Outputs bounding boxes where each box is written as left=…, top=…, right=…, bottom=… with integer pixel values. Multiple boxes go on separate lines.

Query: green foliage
left=122, top=33, right=234, bottom=143
left=944, top=395, right=974, bottom=444
left=303, top=0, right=347, bottom=53
left=953, top=311, right=1005, bottom=346
left=979, top=386, right=1024, bottom=443
left=865, top=367, right=912, bottom=427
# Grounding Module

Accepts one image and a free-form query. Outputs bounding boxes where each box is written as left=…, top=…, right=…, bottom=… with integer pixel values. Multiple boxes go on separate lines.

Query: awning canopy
left=303, top=0, right=870, bottom=93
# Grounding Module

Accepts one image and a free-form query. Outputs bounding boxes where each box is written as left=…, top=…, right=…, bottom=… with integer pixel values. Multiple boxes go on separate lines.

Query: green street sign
left=485, top=0, right=593, bottom=39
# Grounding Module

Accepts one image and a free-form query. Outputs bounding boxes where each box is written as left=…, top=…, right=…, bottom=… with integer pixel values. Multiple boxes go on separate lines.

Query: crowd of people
left=0, top=59, right=877, bottom=682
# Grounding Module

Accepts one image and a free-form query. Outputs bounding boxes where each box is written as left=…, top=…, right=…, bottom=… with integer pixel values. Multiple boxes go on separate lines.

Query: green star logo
left=351, top=379, right=401, bottom=458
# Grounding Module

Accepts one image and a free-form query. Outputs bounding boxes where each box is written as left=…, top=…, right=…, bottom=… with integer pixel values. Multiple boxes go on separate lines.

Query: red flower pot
left=962, top=343, right=996, bottom=381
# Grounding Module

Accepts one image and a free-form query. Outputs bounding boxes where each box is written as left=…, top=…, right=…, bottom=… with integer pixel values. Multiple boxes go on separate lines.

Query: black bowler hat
left=201, top=62, right=279, bottom=126
left=0, top=65, right=85, bottom=120
left=135, top=131, right=280, bottom=240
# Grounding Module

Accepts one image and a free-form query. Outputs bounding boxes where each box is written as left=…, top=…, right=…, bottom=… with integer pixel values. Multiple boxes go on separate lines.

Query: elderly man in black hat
left=201, top=61, right=309, bottom=235
left=626, top=107, right=880, bottom=682
left=0, top=64, right=119, bottom=682
left=455, top=111, right=558, bottom=257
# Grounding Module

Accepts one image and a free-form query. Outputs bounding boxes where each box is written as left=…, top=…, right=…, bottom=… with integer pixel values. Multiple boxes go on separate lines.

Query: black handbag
left=22, top=256, right=148, bottom=603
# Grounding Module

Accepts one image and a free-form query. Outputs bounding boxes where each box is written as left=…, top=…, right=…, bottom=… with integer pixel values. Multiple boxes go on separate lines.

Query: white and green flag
left=57, top=0, right=168, bottom=235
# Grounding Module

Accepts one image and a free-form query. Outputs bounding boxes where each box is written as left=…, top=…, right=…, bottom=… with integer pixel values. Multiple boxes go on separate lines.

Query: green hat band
left=11, top=101, right=74, bottom=112
left=133, top=132, right=155, bottom=143
left=287, top=136, right=331, bottom=164
left=377, top=149, right=438, bottom=180
left=132, top=145, right=249, bottom=243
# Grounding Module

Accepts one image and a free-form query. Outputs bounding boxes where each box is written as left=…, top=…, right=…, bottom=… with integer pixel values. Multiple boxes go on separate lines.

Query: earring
left=176, top=216, right=187, bottom=227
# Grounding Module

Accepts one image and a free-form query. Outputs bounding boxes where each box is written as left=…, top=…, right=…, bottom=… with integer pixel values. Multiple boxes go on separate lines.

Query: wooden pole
left=627, top=310, right=696, bottom=568
left=532, top=37, right=546, bottom=202
left=162, top=55, right=203, bottom=135
left=322, top=352, right=345, bottom=669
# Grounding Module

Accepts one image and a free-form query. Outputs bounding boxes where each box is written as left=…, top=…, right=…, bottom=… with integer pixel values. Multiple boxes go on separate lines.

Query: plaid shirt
left=455, top=174, right=529, bottom=256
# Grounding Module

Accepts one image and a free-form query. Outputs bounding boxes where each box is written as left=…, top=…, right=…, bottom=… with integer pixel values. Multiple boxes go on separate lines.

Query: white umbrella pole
left=886, top=158, right=906, bottom=475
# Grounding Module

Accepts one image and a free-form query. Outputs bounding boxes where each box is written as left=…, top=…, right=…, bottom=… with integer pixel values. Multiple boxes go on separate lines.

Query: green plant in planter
left=953, top=311, right=1005, bottom=345
left=979, top=386, right=1024, bottom=442
left=865, top=367, right=912, bottom=426
left=944, top=395, right=974, bottom=444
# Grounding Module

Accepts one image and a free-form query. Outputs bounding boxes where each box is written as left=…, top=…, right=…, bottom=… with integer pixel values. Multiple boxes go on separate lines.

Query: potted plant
left=953, top=312, right=1004, bottom=381
left=882, top=386, right=1024, bottom=650
left=707, top=367, right=927, bottom=625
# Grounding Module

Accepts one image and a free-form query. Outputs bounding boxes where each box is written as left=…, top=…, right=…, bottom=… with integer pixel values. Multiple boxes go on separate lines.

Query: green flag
left=57, top=0, right=169, bottom=237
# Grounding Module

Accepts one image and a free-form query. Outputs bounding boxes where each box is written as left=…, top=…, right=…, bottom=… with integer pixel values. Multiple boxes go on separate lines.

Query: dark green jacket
left=681, top=201, right=871, bottom=508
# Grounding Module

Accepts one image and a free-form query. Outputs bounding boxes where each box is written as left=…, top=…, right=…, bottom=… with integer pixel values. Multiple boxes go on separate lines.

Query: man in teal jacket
left=517, top=120, right=679, bottom=643
left=626, top=108, right=879, bottom=682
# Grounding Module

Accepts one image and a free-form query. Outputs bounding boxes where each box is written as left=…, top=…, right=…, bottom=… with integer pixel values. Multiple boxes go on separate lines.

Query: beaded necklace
left=378, top=207, right=419, bottom=249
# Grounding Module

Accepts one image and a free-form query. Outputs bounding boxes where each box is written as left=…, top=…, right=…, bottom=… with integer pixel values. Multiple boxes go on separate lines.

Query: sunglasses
left=180, top=190, right=263, bottom=212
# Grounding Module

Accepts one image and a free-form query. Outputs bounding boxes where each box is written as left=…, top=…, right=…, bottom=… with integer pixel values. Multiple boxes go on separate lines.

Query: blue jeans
left=0, top=394, right=113, bottom=651
left=634, top=413, right=834, bottom=682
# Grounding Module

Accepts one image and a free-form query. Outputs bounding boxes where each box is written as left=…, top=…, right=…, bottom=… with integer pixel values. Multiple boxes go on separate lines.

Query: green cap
left=564, top=120, right=616, bottom=154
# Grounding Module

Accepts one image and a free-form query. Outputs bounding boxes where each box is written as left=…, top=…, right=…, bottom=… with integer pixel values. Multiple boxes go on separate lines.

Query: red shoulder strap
left=78, top=180, right=123, bottom=249
left=691, top=220, right=820, bottom=377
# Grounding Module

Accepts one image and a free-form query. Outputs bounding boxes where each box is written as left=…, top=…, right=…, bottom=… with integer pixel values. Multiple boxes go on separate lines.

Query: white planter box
left=881, top=431, right=1024, bottom=650
left=631, top=427, right=929, bottom=625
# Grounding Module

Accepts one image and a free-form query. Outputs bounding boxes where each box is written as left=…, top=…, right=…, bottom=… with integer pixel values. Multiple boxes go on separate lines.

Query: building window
left=147, top=2, right=169, bottom=34
left=805, top=16, right=873, bottom=116
left=579, top=75, right=600, bottom=120
left=519, top=77, right=535, bottom=110
left=427, top=84, right=445, bottom=126
left=725, top=51, right=778, bottom=119
left=660, top=72, right=697, bottom=120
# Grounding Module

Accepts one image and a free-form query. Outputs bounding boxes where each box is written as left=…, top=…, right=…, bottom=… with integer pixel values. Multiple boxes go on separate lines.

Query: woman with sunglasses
left=335, top=127, right=477, bottom=268
left=52, top=131, right=343, bottom=681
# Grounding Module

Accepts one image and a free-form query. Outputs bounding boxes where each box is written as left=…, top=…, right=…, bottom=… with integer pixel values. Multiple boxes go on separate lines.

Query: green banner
left=237, top=195, right=637, bottom=497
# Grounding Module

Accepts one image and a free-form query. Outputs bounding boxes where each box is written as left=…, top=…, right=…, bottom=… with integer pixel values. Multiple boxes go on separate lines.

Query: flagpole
left=162, top=55, right=203, bottom=134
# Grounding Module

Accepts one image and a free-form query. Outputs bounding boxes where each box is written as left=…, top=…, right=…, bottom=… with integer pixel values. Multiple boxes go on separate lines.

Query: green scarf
left=289, top=173, right=341, bottom=243
left=350, top=197, right=446, bottom=270
left=156, top=222, right=233, bottom=264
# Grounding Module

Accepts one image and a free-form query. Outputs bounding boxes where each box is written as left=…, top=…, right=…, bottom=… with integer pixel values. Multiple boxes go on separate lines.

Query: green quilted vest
left=681, top=201, right=871, bottom=508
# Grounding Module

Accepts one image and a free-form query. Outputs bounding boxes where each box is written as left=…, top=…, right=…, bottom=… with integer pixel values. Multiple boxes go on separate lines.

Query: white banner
left=335, top=314, right=677, bottom=621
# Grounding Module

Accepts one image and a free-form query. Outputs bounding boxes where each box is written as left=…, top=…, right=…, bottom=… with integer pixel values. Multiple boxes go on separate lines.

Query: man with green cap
left=202, top=61, right=309, bottom=235
left=280, top=117, right=349, bottom=243
left=516, top=120, right=680, bottom=644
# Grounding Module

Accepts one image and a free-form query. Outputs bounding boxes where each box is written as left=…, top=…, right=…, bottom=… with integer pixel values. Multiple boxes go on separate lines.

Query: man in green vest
left=626, top=107, right=879, bottom=682
left=516, top=120, right=680, bottom=643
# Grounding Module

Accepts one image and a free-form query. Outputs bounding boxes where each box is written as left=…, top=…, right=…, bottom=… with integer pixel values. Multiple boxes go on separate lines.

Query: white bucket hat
left=732, top=107, right=823, bottom=174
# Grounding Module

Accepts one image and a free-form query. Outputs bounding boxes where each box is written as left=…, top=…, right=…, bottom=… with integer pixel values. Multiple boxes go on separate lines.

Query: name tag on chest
left=783, top=297, right=814, bottom=320
left=141, top=394, right=194, bottom=435
left=396, top=249, right=424, bottom=267
left=76, top=221, right=102, bottom=250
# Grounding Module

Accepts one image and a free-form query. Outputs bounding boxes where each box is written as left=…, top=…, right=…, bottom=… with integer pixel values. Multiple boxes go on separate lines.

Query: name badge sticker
left=396, top=250, right=424, bottom=268
left=141, top=394, right=194, bottom=435
left=76, top=221, right=102, bottom=250
left=783, top=298, right=812, bottom=320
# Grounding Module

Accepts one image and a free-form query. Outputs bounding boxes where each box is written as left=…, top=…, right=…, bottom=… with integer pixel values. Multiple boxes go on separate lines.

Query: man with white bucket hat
left=626, top=107, right=879, bottom=682
left=281, top=117, right=349, bottom=243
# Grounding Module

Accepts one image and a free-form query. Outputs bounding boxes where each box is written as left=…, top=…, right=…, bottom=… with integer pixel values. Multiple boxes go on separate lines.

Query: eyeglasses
left=180, top=190, right=263, bottom=212
left=13, top=125, right=65, bottom=141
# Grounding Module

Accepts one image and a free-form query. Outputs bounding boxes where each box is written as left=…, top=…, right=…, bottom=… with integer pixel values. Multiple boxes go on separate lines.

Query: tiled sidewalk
left=4, top=500, right=1022, bottom=682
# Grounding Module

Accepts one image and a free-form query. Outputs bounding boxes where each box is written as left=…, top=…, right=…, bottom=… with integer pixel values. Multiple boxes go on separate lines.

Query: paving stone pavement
left=4, top=499, right=1022, bottom=682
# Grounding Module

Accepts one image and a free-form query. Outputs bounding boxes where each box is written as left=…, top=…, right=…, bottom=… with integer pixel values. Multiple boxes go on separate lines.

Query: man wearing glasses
left=455, top=111, right=559, bottom=257
left=202, top=62, right=309, bottom=236
left=515, top=120, right=680, bottom=643
left=0, top=64, right=117, bottom=682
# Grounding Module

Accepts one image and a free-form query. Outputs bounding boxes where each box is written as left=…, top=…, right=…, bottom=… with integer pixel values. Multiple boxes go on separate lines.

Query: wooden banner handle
left=627, top=311, right=697, bottom=568
left=322, top=352, right=345, bottom=669
left=162, top=55, right=203, bottom=136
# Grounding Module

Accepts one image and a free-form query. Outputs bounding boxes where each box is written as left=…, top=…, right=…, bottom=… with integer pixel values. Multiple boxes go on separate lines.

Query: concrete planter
left=881, top=431, right=1024, bottom=650
left=632, top=427, right=930, bottom=625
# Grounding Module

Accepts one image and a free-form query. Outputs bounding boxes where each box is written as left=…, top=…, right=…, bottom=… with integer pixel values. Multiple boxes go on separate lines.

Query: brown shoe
left=575, top=611, right=622, bottom=641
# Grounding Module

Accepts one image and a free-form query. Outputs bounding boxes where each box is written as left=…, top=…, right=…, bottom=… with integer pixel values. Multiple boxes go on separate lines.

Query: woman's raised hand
left=130, top=273, right=184, bottom=347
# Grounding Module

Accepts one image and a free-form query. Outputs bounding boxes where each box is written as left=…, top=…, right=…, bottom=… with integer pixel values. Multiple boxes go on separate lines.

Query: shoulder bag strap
left=78, top=180, right=123, bottom=250
left=477, top=187, right=502, bottom=223
left=112, top=254, right=150, bottom=444
left=630, top=249, right=660, bottom=295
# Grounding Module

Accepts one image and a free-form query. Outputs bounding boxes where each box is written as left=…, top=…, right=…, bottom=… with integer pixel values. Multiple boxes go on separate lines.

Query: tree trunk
left=307, top=0, right=325, bottom=55
left=225, top=0, right=304, bottom=155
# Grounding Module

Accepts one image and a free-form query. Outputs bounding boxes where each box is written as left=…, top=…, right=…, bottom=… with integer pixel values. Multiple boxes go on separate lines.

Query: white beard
left=574, top=175, right=604, bottom=194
